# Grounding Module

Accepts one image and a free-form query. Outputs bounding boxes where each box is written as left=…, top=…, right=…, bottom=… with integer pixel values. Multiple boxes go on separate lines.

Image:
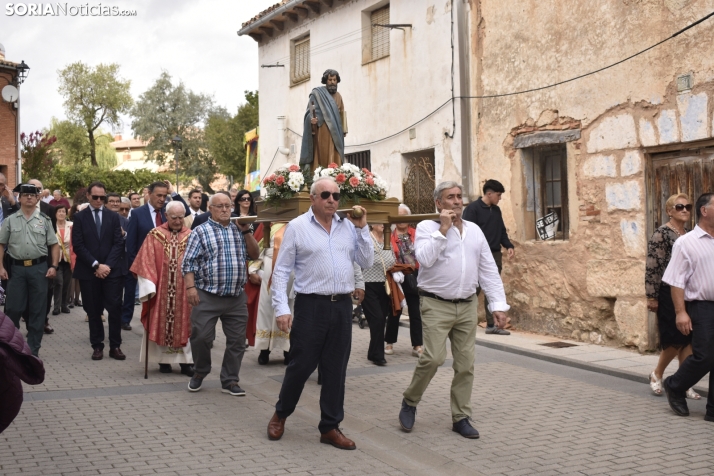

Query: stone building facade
left=472, top=0, right=714, bottom=350
left=0, top=44, right=20, bottom=187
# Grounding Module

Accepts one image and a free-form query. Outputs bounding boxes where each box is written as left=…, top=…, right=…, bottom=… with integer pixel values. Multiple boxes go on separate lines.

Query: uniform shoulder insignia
left=40, top=212, right=51, bottom=220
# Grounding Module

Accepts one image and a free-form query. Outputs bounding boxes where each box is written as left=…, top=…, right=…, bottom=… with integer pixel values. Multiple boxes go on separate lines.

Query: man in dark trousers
left=72, top=181, right=127, bottom=361
left=462, top=179, right=514, bottom=336
left=28, top=179, right=57, bottom=335
left=122, top=181, right=188, bottom=331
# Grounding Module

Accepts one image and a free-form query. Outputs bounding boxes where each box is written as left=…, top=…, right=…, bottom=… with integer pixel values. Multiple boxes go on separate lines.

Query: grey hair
left=398, top=203, right=411, bottom=215
left=208, top=191, right=230, bottom=206
left=120, top=197, right=131, bottom=204
left=433, top=181, right=464, bottom=202
left=310, top=176, right=337, bottom=195
left=166, top=201, right=185, bottom=216
left=53, top=189, right=61, bottom=195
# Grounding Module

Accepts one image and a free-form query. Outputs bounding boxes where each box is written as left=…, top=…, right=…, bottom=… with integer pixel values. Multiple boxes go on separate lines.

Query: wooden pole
left=143, top=297, right=152, bottom=379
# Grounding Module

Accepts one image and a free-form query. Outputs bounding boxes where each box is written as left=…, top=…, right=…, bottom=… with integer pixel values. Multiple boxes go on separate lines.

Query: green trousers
left=403, top=294, right=478, bottom=422
left=5, top=262, right=49, bottom=356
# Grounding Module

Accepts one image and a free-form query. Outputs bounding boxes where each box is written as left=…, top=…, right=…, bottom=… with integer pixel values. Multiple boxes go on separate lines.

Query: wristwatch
left=92, top=263, right=100, bottom=271
left=49, top=264, right=57, bottom=270
left=241, top=229, right=252, bottom=235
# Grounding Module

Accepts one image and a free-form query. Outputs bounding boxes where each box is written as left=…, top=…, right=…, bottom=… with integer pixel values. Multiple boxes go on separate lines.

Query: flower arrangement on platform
left=313, top=163, right=388, bottom=203
left=262, top=163, right=305, bottom=204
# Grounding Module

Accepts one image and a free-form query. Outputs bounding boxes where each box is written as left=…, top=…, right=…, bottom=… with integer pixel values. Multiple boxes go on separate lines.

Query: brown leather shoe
left=109, top=348, right=126, bottom=360
left=267, top=412, right=286, bottom=441
left=91, top=348, right=103, bottom=360
left=319, top=428, right=356, bottom=450
left=44, top=323, right=54, bottom=334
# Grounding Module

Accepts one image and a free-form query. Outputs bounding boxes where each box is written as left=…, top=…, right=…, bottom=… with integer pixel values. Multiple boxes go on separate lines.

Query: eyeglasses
left=318, top=191, right=341, bottom=201
left=20, top=193, right=37, bottom=198
left=91, top=195, right=107, bottom=201
left=167, top=215, right=184, bottom=220
left=211, top=204, right=231, bottom=209
left=238, top=197, right=251, bottom=202
left=674, top=204, right=692, bottom=211
left=119, top=207, right=130, bottom=212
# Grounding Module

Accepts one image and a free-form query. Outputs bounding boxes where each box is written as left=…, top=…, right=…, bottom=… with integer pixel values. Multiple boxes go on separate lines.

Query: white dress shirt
left=148, top=203, right=160, bottom=226
left=415, top=219, right=509, bottom=312
left=663, top=225, right=714, bottom=301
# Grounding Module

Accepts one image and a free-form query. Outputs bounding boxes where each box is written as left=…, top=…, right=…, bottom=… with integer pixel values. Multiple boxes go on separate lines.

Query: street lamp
left=14, top=60, right=30, bottom=186
left=171, top=135, right=182, bottom=193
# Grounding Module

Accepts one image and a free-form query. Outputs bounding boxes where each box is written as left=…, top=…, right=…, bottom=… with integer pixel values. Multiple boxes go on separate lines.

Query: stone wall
left=472, top=0, right=714, bottom=351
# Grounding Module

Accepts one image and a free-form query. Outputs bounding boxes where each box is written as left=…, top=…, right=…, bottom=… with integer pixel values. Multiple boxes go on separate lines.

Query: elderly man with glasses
left=267, top=176, right=372, bottom=450
left=0, top=184, right=59, bottom=357
left=182, top=192, right=259, bottom=396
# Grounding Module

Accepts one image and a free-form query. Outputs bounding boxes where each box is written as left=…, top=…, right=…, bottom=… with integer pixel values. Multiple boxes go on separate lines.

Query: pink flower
left=366, top=177, right=374, bottom=186
left=275, top=176, right=285, bottom=186
left=328, top=163, right=338, bottom=169
left=335, top=173, right=346, bottom=184
left=362, top=168, right=373, bottom=176
left=349, top=176, right=360, bottom=187
left=289, top=164, right=300, bottom=172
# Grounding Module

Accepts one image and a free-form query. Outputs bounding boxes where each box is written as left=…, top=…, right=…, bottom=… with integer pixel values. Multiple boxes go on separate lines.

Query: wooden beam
left=305, top=1, right=321, bottom=14
left=259, top=26, right=274, bottom=37
left=320, top=0, right=333, bottom=7
left=285, top=12, right=298, bottom=22
left=270, top=19, right=284, bottom=31
left=248, top=32, right=263, bottom=42
left=294, top=6, right=309, bottom=17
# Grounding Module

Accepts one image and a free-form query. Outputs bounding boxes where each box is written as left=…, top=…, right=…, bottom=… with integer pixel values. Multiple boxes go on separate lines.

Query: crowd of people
left=1, top=171, right=712, bottom=444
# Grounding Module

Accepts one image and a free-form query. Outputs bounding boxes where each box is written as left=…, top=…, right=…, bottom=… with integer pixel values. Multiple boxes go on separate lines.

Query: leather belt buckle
left=23, top=260, right=32, bottom=267
left=330, top=294, right=338, bottom=302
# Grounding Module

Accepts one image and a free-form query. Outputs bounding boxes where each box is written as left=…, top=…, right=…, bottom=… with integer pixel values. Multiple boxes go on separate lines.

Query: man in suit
left=184, top=189, right=203, bottom=229
left=72, top=181, right=127, bottom=361
left=27, top=179, right=57, bottom=334
left=122, top=181, right=189, bottom=329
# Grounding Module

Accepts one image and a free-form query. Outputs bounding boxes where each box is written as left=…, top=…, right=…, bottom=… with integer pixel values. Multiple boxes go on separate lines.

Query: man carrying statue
left=300, top=69, right=348, bottom=174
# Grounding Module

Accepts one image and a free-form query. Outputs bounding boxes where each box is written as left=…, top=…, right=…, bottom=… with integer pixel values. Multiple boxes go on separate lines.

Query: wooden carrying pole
left=144, top=298, right=152, bottom=379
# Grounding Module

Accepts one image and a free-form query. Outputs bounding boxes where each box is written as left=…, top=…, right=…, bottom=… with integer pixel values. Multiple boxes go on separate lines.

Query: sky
left=0, top=0, right=278, bottom=137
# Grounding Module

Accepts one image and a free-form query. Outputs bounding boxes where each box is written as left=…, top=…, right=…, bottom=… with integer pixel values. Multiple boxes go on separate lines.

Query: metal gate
left=402, top=157, right=435, bottom=214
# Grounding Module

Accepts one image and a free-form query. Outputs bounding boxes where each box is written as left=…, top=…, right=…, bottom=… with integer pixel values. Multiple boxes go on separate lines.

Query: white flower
left=277, top=164, right=290, bottom=171
left=342, top=163, right=360, bottom=173
left=288, top=171, right=304, bottom=184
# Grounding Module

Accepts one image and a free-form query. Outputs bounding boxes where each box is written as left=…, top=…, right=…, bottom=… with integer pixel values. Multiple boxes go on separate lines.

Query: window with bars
left=371, top=6, right=390, bottom=61
left=291, top=35, right=310, bottom=85
left=345, top=150, right=371, bottom=171
left=522, top=144, right=569, bottom=240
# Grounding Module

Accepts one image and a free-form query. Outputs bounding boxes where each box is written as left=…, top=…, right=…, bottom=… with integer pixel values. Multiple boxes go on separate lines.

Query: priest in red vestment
left=130, top=201, right=194, bottom=376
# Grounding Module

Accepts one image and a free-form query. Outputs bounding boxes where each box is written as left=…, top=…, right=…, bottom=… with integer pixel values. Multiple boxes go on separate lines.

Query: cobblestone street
left=1, top=306, right=713, bottom=476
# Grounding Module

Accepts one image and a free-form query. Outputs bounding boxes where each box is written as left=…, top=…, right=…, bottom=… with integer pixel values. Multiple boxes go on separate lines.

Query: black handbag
left=402, top=269, right=419, bottom=296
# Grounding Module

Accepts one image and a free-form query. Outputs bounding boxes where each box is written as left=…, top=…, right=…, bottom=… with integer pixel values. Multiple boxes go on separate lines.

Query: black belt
left=298, top=293, right=352, bottom=302
left=10, top=256, right=47, bottom=267
left=418, top=290, right=472, bottom=304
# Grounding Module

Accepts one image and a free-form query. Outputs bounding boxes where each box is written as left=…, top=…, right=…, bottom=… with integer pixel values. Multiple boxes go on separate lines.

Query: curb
left=475, top=338, right=709, bottom=398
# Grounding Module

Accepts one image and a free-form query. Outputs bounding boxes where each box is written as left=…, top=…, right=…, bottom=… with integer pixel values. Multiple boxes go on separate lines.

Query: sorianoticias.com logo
left=5, top=3, right=137, bottom=16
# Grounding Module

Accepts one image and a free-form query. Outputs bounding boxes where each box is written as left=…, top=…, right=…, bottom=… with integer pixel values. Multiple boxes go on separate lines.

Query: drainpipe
left=456, top=0, right=472, bottom=197
left=277, top=116, right=290, bottom=155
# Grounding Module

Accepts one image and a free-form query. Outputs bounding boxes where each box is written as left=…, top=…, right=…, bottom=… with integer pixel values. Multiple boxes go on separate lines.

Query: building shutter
left=371, top=6, right=390, bottom=61
left=292, top=36, right=310, bottom=84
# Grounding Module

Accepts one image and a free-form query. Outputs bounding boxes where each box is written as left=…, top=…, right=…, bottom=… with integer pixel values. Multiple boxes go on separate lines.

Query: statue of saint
left=300, top=69, right=348, bottom=174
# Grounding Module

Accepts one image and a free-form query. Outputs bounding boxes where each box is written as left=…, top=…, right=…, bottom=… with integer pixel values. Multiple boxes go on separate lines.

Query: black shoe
left=68, top=303, right=74, bottom=309
left=188, top=374, right=204, bottom=392
left=76, top=300, right=82, bottom=306
left=52, top=309, right=60, bottom=316
left=221, top=383, right=246, bottom=396
left=399, top=399, right=416, bottom=432
left=370, top=358, right=387, bottom=366
left=180, top=364, right=194, bottom=377
left=705, top=414, right=714, bottom=422
left=159, top=364, right=172, bottom=373
left=663, top=376, right=689, bottom=416
left=61, top=308, right=71, bottom=314
left=452, top=418, right=480, bottom=439
left=283, top=351, right=291, bottom=365
left=121, top=324, right=132, bottom=331
left=134, top=299, right=140, bottom=306
left=258, top=349, right=270, bottom=365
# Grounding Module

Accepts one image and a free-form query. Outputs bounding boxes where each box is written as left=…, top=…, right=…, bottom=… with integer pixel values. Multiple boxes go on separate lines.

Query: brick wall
left=0, top=68, right=18, bottom=188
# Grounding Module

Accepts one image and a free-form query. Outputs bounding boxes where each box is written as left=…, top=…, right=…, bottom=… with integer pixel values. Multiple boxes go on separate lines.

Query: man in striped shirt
left=662, top=192, right=714, bottom=422
left=267, top=176, right=373, bottom=450
left=181, top=193, right=259, bottom=396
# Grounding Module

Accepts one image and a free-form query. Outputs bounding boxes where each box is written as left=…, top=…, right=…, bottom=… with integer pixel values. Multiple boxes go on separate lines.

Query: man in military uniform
left=0, top=184, right=59, bottom=357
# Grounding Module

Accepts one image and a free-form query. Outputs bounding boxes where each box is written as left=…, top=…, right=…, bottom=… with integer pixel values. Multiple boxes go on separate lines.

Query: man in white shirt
left=398, top=181, right=509, bottom=439
left=184, top=189, right=203, bottom=228
left=662, top=192, right=714, bottom=422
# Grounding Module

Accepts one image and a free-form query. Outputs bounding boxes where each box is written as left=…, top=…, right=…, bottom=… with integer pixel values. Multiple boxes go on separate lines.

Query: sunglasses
left=674, top=204, right=692, bottom=211
left=238, top=197, right=252, bottom=202
left=91, top=195, right=107, bottom=201
left=319, top=191, right=341, bottom=201
left=119, top=207, right=130, bottom=211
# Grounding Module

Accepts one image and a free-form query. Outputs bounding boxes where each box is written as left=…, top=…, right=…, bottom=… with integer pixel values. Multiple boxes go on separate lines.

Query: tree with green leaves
left=57, top=62, right=133, bottom=167
left=48, top=118, right=117, bottom=169
left=131, top=72, right=218, bottom=191
left=205, top=90, right=259, bottom=183
left=21, top=131, right=57, bottom=182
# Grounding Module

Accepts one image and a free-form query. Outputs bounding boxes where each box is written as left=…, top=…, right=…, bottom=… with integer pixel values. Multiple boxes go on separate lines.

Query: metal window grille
left=292, top=36, right=310, bottom=84
left=345, top=150, right=371, bottom=171
left=371, top=6, right=390, bottom=61
left=531, top=145, right=569, bottom=240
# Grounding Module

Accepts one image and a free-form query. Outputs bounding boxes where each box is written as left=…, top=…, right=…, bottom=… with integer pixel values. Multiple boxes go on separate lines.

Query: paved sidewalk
left=2, top=304, right=713, bottom=475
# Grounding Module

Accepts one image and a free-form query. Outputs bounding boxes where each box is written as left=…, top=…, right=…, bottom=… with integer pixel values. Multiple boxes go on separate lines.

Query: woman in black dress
left=645, top=193, right=700, bottom=399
